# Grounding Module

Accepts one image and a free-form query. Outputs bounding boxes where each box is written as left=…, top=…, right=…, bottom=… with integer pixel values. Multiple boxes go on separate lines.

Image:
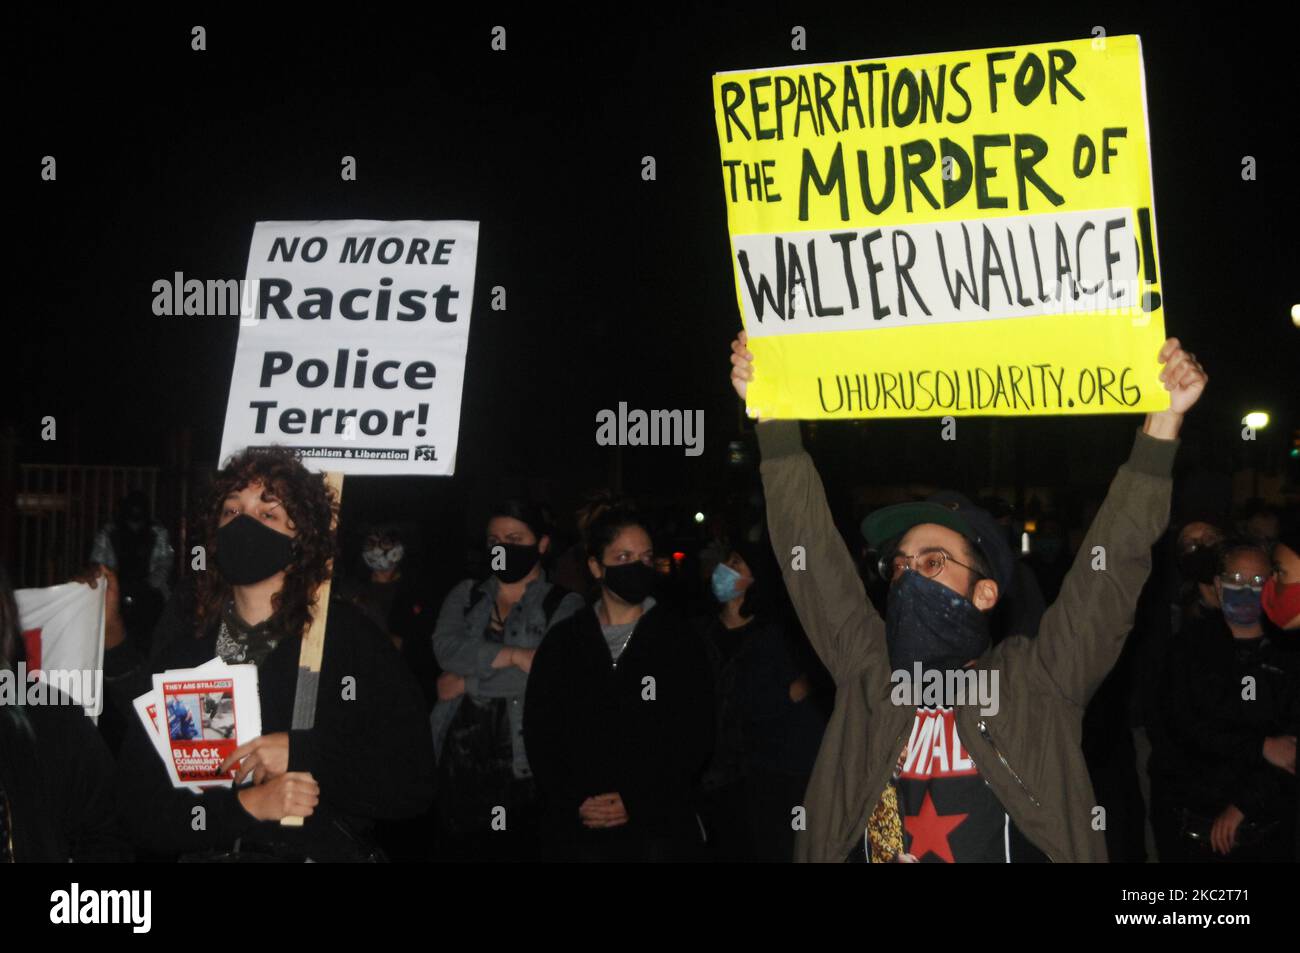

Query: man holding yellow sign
left=718, top=35, right=1213, bottom=863
left=730, top=331, right=1206, bottom=862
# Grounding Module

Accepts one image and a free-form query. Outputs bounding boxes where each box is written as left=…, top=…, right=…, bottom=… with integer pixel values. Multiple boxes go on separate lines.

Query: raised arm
left=1031, top=338, right=1206, bottom=707
left=731, top=332, right=888, bottom=685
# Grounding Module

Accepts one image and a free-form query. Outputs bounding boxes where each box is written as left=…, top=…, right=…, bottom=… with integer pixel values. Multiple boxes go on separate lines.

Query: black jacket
left=0, top=695, right=131, bottom=862
left=523, top=602, right=713, bottom=849
left=340, top=571, right=442, bottom=712
left=695, top=612, right=825, bottom=786
left=1150, top=613, right=1300, bottom=822
left=108, top=597, right=435, bottom=860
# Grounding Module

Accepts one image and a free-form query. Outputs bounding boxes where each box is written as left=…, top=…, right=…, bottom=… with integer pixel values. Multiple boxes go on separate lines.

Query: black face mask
left=490, top=543, right=540, bottom=584
left=1177, top=546, right=1219, bottom=585
left=601, top=561, right=657, bottom=605
left=216, top=514, right=295, bottom=586
left=885, top=571, right=990, bottom=673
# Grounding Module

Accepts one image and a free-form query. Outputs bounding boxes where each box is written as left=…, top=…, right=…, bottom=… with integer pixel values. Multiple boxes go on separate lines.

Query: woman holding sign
left=104, top=447, right=435, bottom=861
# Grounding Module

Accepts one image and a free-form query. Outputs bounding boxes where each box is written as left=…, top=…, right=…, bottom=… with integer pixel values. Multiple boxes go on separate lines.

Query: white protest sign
left=219, top=220, right=479, bottom=475
left=14, top=581, right=106, bottom=718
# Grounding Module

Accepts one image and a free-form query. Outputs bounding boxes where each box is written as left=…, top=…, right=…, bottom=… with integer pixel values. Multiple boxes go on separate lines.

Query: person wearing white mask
left=351, top=525, right=409, bottom=650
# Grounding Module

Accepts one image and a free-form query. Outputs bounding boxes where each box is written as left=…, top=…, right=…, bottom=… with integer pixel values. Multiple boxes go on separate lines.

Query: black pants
left=700, top=773, right=806, bottom=862
left=374, top=806, right=437, bottom=862
left=1148, top=786, right=1189, bottom=863
left=436, top=778, right=544, bottom=862
left=543, top=819, right=704, bottom=862
left=699, top=781, right=752, bottom=861
left=744, top=771, right=806, bottom=863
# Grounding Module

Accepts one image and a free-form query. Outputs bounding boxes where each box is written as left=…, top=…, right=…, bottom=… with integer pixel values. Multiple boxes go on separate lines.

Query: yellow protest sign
left=713, top=35, right=1169, bottom=418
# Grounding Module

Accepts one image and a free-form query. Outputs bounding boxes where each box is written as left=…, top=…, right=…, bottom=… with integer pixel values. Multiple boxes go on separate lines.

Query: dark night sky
left=10, top=6, right=1298, bottom=541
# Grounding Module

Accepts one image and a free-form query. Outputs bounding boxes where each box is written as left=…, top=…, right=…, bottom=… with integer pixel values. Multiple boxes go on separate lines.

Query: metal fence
left=14, top=465, right=161, bottom=588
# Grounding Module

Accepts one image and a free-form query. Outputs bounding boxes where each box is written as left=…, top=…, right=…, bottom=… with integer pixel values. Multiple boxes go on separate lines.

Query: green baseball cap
left=861, top=491, right=1013, bottom=589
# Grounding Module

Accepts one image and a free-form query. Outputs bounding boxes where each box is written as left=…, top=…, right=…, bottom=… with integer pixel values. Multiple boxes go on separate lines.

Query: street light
left=1243, top=412, right=1270, bottom=497
left=1291, top=304, right=1299, bottom=328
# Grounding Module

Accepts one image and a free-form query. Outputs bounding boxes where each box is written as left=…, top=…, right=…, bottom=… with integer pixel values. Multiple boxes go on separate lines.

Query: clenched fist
left=1143, top=338, right=1207, bottom=440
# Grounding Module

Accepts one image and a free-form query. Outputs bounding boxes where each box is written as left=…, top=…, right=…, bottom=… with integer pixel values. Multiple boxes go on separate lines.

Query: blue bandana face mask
left=712, top=562, right=744, bottom=603
left=1220, top=584, right=1263, bottom=626
left=885, top=570, right=990, bottom=673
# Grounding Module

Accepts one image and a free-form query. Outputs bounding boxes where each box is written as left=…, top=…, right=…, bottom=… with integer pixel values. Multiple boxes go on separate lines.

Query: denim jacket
left=430, top=571, right=584, bottom=778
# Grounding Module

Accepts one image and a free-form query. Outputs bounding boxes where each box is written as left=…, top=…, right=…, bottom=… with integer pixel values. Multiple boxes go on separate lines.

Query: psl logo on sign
left=713, top=36, right=1168, bottom=419
left=219, top=220, right=479, bottom=475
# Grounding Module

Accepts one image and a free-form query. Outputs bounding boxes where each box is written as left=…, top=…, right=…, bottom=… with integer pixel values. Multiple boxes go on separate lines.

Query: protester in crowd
left=696, top=512, right=734, bottom=590
left=339, top=523, right=440, bottom=710
left=90, top=490, right=174, bottom=656
left=1135, top=516, right=1225, bottom=824
left=1264, top=524, right=1300, bottom=634
left=0, top=564, right=130, bottom=862
left=345, top=524, right=410, bottom=649
left=430, top=499, right=583, bottom=862
left=1148, top=540, right=1299, bottom=861
left=1262, top=521, right=1300, bottom=862
left=694, top=539, right=826, bottom=861
left=525, top=505, right=714, bottom=861
left=103, top=447, right=435, bottom=861
left=731, top=331, right=1207, bottom=863
left=1091, top=517, right=1223, bottom=863
left=329, top=522, right=441, bottom=862
left=1239, top=500, right=1281, bottom=550
left=1173, top=519, right=1226, bottom=632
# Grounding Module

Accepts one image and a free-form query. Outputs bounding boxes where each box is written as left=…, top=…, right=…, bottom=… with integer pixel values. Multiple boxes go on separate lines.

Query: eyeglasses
left=878, top=549, right=983, bottom=584
left=1219, top=571, right=1267, bottom=590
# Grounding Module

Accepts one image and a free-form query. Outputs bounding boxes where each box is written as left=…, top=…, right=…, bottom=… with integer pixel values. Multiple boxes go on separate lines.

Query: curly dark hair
left=194, top=448, right=338, bottom=642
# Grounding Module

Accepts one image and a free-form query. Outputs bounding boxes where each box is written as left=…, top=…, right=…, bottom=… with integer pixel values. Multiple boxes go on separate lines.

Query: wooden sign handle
left=281, top=470, right=344, bottom=827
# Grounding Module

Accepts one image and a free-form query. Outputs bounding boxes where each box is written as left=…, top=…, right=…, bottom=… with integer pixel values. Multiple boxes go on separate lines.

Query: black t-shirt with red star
left=896, top=706, right=1011, bottom=862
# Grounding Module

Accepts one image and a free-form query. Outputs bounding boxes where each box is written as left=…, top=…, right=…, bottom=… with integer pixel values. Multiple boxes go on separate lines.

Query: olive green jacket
left=756, top=419, right=1177, bottom=862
